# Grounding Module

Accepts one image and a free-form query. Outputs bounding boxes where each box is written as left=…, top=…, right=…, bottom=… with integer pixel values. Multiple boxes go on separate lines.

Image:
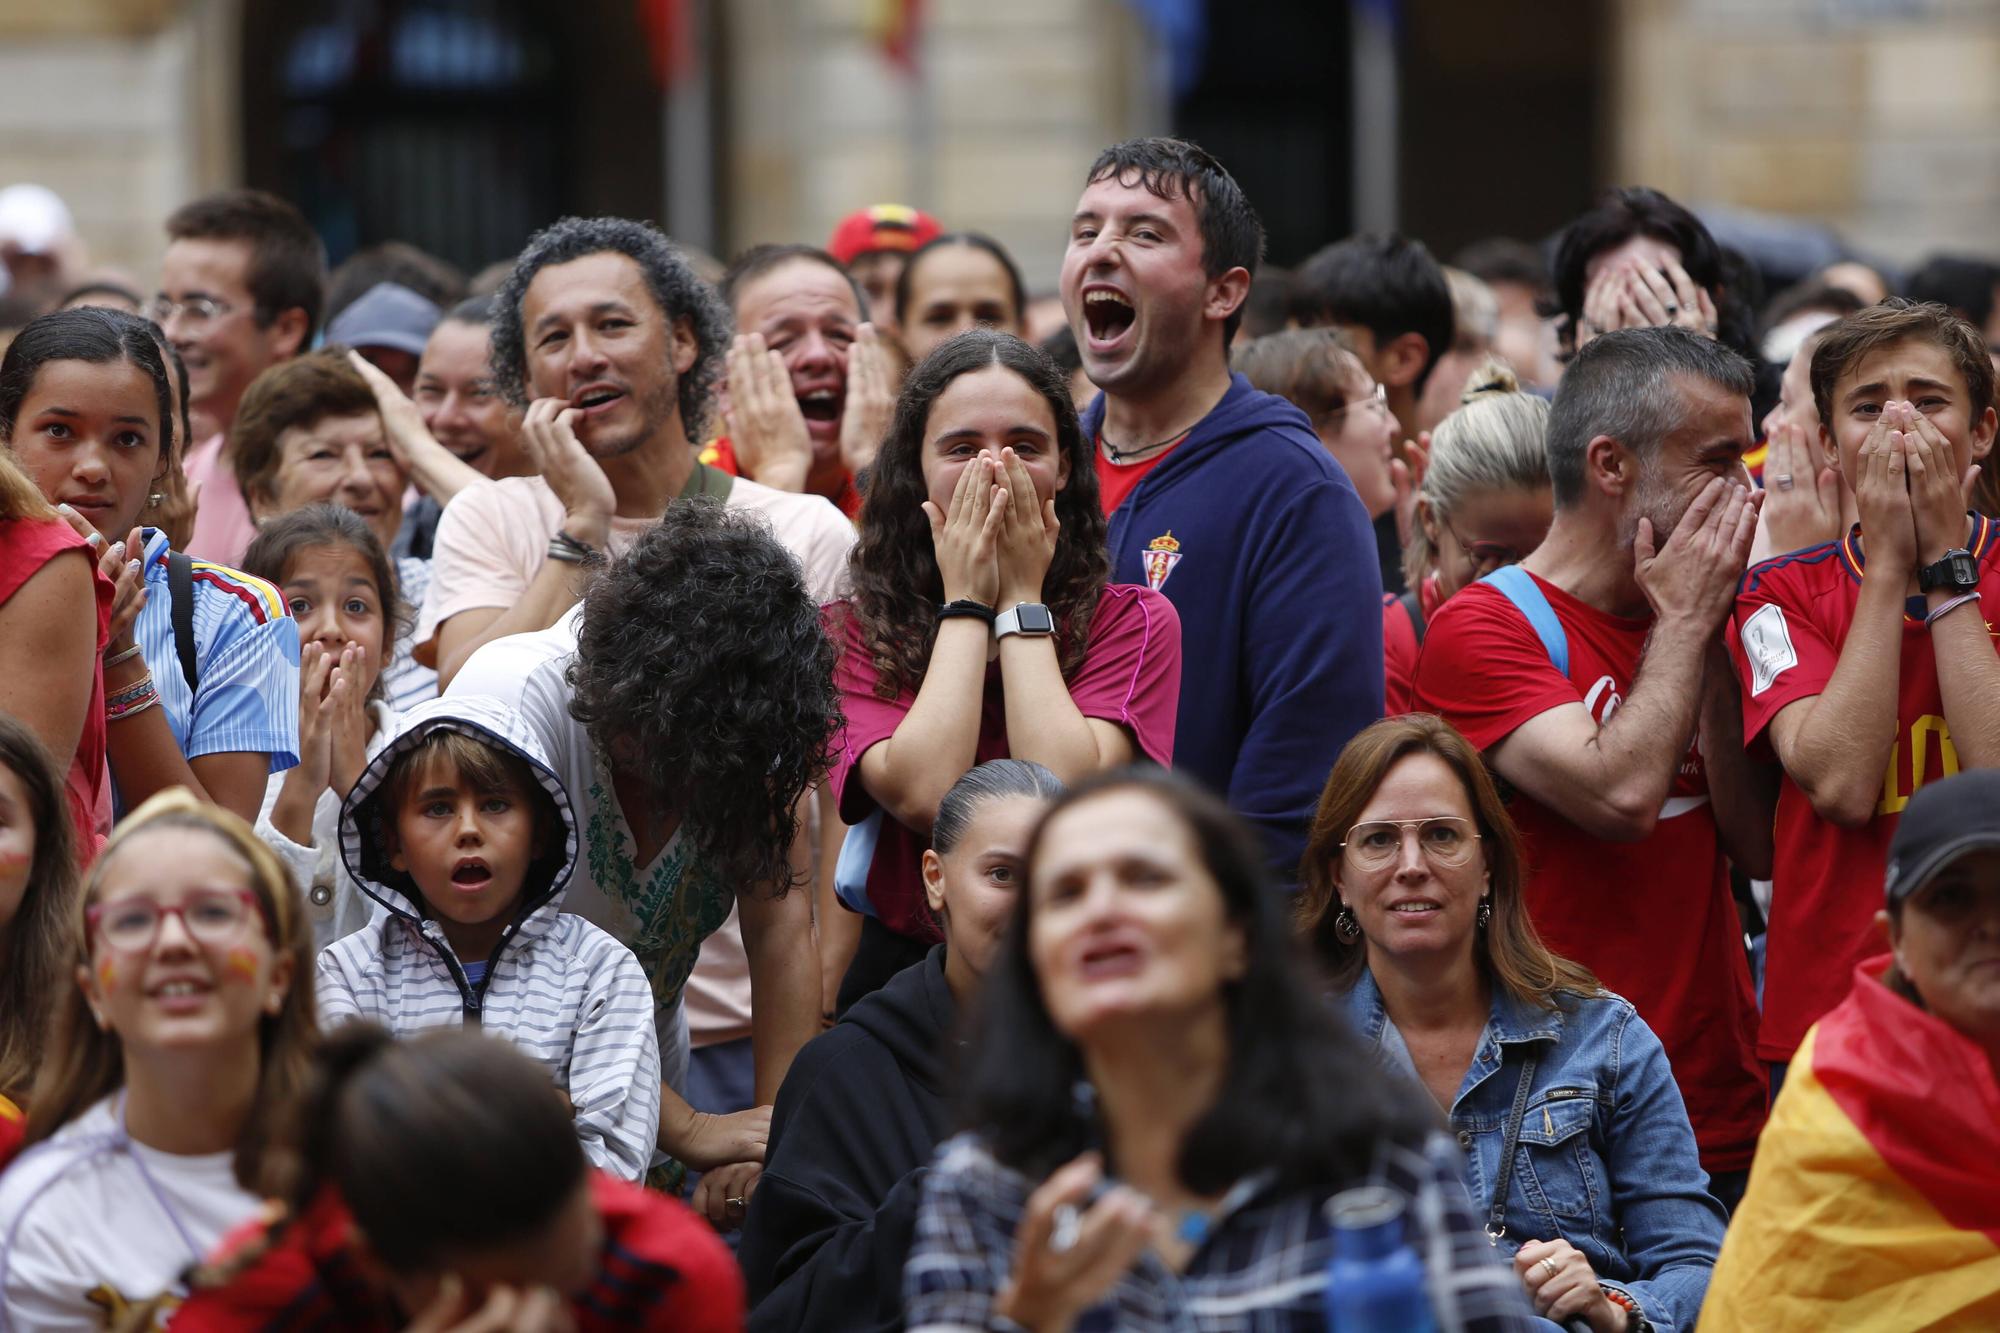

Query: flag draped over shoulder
left=1705, top=957, right=2000, bottom=1330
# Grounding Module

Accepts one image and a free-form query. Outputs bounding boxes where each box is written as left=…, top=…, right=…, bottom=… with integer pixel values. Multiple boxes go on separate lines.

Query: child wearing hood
left=320, top=695, right=660, bottom=1181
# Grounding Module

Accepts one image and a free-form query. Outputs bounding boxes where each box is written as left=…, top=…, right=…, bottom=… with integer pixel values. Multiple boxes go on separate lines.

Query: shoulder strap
left=1483, top=1053, right=1540, bottom=1240
left=1398, top=588, right=1426, bottom=647
left=167, top=549, right=199, bottom=695
left=1480, top=565, right=1569, bottom=677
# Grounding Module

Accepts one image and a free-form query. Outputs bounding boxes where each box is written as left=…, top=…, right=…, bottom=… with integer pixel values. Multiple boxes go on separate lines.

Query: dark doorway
left=1173, top=0, right=1353, bottom=268
left=242, top=0, right=665, bottom=273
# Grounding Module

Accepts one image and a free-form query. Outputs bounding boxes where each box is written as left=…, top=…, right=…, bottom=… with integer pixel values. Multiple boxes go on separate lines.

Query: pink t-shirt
left=181, top=432, right=262, bottom=568
left=829, top=584, right=1183, bottom=940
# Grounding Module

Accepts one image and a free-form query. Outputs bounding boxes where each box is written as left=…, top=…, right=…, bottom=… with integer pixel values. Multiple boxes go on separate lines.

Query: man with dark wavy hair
left=415, top=216, right=854, bottom=689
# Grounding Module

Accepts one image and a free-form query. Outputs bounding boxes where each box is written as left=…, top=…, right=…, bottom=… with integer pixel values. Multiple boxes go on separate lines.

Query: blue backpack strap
left=832, top=808, right=883, bottom=918
left=1480, top=565, right=1570, bottom=677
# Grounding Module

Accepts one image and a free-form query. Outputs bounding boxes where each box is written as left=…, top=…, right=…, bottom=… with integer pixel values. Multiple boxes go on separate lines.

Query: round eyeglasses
left=1340, top=817, right=1481, bottom=871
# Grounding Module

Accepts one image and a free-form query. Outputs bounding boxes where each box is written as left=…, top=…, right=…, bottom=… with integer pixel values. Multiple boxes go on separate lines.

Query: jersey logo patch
left=1741, top=603, right=1798, bottom=696
left=1143, top=530, right=1183, bottom=592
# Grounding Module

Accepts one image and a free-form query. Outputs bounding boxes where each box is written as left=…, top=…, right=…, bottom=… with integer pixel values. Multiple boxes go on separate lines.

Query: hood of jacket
left=1085, top=372, right=1327, bottom=518
left=840, top=944, right=956, bottom=1097
left=338, top=694, right=579, bottom=938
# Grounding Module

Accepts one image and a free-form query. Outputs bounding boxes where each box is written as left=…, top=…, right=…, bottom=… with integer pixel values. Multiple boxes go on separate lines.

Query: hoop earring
left=1334, top=905, right=1362, bottom=944
left=1476, top=898, right=1492, bottom=930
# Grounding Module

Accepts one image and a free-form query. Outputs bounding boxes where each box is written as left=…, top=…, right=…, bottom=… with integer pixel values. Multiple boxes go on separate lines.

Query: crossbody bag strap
left=1483, top=1053, right=1539, bottom=1240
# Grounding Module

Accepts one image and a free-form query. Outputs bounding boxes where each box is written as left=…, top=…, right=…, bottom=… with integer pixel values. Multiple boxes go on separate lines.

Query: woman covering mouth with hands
left=825, top=328, right=1183, bottom=1012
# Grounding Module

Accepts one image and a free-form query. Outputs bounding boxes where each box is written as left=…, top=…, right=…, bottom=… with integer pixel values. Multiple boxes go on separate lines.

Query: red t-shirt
left=1728, top=515, right=2000, bottom=1063
left=1414, top=572, right=1766, bottom=1172
left=701, top=435, right=862, bottom=519
left=1382, top=575, right=1443, bottom=716
left=829, top=584, right=1183, bottom=939
left=0, top=517, right=111, bottom=856
left=169, top=1173, right=743, bottom=1332
left=1093, top=431, right=1187, bottom=515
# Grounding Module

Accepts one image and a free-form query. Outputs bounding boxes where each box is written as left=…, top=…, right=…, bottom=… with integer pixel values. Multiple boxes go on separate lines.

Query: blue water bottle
left=1324, top=1185, right=1439, bottom=1333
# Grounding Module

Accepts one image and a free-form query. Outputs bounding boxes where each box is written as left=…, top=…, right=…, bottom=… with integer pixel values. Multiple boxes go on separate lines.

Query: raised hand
left=1757, top=420, right=1843, bottom=557
left=723, top=333, right=813, bottom=492
left=520, top=399, right=615, bottom=547
left=994, top=448, right=1059, bottom=607
left=350, top=350, right=438, bottom=472
left=1853, top=410, right=1917, bottom=574
left=100, top=526, right=148, bottom=651
left=327, top=643, right=371, bottom=800
left=923, top=454, right=1004, bottom=607
left=993, top=1153, right=1155, bottom=1333
left=1634, top=475, right=1761, bottom=630
left=1624, top=260, right=1719, bottom=339
left=839, top=323, right=897, bottom=478
left=1902, top=403, right=1975, bottom=565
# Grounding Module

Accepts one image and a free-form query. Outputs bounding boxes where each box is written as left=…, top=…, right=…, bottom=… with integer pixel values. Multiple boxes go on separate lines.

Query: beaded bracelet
left=105, top=674, right=157, bottom=711
left=107, top=683, right=161, bottom=722
left=103, top=643, right=144, bottom=669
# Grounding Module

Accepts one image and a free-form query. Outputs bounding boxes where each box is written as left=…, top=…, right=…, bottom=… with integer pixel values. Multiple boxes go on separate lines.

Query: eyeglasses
left=1441, top=514, right=1525, bottom=577
left=1326, top=382, right=1390, bottom=422
left=142, top=295, right=241, bottom=328
left=86, top=888, right=269, bottom=955
left=1340, top=817, right=1481, bottom=871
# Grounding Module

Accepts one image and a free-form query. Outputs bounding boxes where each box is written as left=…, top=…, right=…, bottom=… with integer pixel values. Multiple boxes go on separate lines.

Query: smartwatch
left=994, top=602, right=1056, bottom=639
left=1918, top=548, right=1979, bottom=594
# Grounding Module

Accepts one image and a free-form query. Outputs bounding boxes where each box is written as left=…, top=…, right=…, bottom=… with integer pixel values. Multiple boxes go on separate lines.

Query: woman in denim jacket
left=1299, top=714, right=1727, bottom=1333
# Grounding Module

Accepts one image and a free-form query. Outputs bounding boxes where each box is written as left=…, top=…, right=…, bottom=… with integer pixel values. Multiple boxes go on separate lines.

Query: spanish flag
left=0, top=1092, right=23, bottom=1173
left=1705, top=957, right=2000, bottom=1329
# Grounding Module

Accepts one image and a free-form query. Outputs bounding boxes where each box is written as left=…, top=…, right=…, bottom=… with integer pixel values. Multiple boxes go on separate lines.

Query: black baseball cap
left=1884, top=769, right=2000, bottom=906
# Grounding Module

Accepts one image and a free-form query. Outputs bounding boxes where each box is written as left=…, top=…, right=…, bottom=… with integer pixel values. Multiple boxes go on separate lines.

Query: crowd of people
left=0, top=131, right=1997, bottom=1331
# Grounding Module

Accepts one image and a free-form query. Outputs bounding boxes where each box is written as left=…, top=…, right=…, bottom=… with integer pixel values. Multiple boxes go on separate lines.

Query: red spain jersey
left=1727, top=514, right=2000, bottom=1063
left=1415, top=573, right=1766, bottom=1172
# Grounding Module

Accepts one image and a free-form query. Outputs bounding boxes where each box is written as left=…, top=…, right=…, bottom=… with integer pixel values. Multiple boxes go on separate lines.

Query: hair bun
left=1459, top=356, right=1521, bottom=404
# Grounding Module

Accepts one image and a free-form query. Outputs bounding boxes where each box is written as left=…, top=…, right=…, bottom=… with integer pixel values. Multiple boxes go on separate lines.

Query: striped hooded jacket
left=321, top=695, right=661, bottom=1181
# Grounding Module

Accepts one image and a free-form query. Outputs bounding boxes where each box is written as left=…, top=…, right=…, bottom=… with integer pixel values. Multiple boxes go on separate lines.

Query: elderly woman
left=1300, top=714, right=1725, bottom=1333
left=904, top=767, right=1536, bottom=1332
left=1704, top=770, right=2000, bottom=1328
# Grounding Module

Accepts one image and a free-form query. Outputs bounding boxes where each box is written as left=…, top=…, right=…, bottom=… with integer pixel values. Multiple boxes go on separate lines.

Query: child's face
left=282, top=542, right=388, bottom=701
left=1825, top=337, right=1999, bottom=481
left=0, top=761, right=38, bottom=931
left=389, top=759, right=540, bottom=951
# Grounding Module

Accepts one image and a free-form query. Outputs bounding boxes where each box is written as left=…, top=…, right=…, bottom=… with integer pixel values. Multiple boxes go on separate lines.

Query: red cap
left=827, top=204, right=942, bottom=265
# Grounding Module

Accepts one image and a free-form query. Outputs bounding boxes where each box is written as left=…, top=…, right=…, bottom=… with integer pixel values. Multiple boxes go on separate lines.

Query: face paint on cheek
left=0, top=850, right=31, bottom=874
left=224, top=948, right=260, bottom=985
left=96, top=957, right=118, bottom=995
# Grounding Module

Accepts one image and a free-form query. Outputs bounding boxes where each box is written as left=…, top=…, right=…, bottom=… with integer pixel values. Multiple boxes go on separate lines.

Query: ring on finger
left=1540, top=1256, right=1560, bottom=1279
left=1774, top=474, right=1795, bottom=490
left=1049, top=1203, right=1082, bottom=1254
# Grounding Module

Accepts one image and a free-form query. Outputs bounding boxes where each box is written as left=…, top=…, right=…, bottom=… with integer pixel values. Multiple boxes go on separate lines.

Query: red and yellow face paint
left=95, top=956, right=119, bottom=995
left=223, top=948, right=261, bottom=985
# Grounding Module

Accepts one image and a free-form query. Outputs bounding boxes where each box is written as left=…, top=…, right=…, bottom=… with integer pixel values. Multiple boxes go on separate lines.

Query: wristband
left=1925, top=590, right=1982, bottom=627
left=547, top=529, right=606, bottom=568
left=103, top=643, right=144, bottom=669
left=936, top=598, right=996, bottom=626
left=106, top=674, right=157, bottom=711
left=107, top=682, right=161, bottom=722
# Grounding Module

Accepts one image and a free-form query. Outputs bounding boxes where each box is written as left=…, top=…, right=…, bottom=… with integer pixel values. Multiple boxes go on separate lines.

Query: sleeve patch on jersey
left=1742, top=603, right=1798, bottom=696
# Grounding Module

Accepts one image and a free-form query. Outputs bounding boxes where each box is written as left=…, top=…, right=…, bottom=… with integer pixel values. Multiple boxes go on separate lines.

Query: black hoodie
left=740, top=946, right=955, bottom=1332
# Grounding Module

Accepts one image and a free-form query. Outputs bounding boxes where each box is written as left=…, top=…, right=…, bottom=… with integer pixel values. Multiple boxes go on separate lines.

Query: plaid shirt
left=904, top=1132, right=1539, bottom=1332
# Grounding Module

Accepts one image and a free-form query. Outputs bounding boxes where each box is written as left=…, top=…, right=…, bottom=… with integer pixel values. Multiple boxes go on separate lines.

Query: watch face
left=1951, top=554, right=1979, bottom=587
left=1015, top=603, right=1056, bottom=634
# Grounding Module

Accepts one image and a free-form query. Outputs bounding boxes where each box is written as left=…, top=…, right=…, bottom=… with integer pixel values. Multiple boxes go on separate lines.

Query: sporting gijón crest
left=1143, top=531, right=1183, bottom=591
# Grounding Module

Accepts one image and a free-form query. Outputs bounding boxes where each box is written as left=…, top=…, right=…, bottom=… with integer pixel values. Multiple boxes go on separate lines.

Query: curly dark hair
left=567, top=499, right=841, bottom=894
left=488, top=216, right=731, bottom=438
left=846, top=329, right=1109, bottom=701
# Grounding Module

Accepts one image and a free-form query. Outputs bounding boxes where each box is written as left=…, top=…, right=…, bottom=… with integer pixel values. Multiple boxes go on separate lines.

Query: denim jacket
left=1343, top=972, right=1727, bottom=1333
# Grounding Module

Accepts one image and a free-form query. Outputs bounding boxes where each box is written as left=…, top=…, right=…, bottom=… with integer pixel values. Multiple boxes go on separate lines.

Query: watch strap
left=995, top=603, right=1055, bottom=639
left=1919, top=547, right=1978, bottom=593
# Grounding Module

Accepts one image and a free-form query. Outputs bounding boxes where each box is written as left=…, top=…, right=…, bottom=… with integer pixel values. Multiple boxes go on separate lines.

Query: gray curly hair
left=488, top=216, right=731, bottom=440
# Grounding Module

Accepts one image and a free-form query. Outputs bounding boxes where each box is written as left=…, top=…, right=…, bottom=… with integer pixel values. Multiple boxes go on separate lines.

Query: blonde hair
left=26, top=789, right=319, bottom=1194
left=0, top=452, right=54, bottom=522
left=1402, top=358, right=1551, bottom=588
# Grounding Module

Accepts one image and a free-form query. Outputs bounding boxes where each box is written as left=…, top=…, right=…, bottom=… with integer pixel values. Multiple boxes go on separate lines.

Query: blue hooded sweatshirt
left=1088, top=373, right=1384, bottom=881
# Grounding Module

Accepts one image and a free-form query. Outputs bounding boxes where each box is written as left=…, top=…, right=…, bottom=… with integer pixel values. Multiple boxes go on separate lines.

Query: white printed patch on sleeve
left=1741, top=603, right=1798, bottom=697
